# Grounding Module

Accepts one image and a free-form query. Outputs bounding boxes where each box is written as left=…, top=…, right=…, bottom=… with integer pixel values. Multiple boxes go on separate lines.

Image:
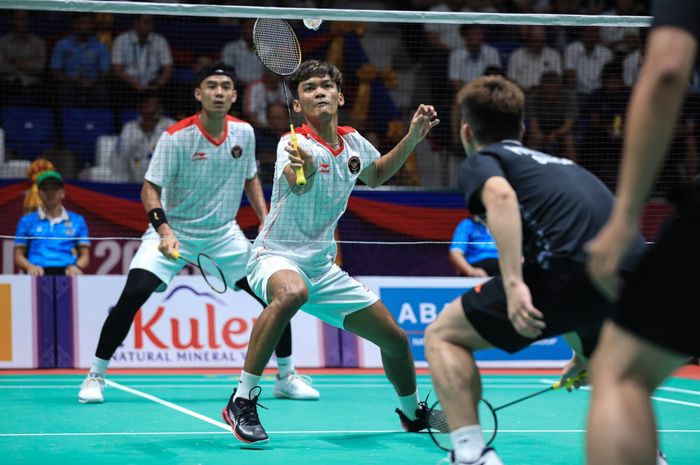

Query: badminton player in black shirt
left=586, top=1, right=700, bottom=464
left=424, top=75, right=646, bottom=465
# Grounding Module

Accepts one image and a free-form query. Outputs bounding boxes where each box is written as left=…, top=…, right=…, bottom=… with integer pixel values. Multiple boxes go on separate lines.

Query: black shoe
left=221, top=386, right=269, bottom=444
left=395, top=401, right=449, bottom=433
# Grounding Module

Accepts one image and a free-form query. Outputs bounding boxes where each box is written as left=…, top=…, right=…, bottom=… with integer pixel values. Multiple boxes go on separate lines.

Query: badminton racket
left=171, top=250, right=227, bottom=294
left=427, top=371, right=588, bottom=451
left=253, top=18, right=306, bottom=186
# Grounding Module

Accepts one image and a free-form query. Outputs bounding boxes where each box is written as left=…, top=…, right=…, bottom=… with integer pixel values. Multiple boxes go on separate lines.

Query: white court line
left=0, top=383, right=548, bottom=389
left=537, top=379, right=700, bottom=409
left=658, top=386, right=700, bottom=397
left=105, top=380, right=230, bottom=431
left=2, top=429, right=698, bottom=438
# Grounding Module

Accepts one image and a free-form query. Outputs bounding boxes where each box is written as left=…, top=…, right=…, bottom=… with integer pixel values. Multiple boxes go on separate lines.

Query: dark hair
left=288, top=59, right=342, bottom=98
left=195, top=61, right=236, bottom=88
left=458, top=75, right=524, bottom=145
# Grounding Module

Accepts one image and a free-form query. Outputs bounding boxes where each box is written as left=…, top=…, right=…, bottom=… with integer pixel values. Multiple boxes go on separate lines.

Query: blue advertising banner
left=357, top=277, right=573, bottom=368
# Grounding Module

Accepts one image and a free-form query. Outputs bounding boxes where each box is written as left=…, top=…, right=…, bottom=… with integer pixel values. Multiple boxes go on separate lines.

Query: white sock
left=451, top=425, right=486, bottom=463
left=276, top=356, right=295, bottom=378
left=234, top=371, right=261, bottom=400
left=398, top=391, right=420, bottom=420
left=89, top=357, right=109, bottom=376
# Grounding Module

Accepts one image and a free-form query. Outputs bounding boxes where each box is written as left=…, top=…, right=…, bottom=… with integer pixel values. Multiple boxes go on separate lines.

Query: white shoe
left=273, top=370, right=320, bottom=400
left=657, top=450, right=669, bottom=465
left=78, top=372, right=105, bottom=404
left=442, top=448, right=505, bottom=465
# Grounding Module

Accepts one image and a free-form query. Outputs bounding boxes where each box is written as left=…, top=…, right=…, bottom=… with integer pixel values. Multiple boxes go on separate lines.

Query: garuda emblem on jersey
left=348, top=156, right=361, bottom=174
left=231, top=145, right=243, bottom=159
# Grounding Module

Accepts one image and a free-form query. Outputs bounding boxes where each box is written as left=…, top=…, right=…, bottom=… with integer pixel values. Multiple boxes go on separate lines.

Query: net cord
left=2, top=0, right=651, bottom=27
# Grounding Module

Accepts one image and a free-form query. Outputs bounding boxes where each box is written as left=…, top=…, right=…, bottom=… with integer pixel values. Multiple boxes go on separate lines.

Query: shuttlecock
left=303, top=19, right=323, bottom=30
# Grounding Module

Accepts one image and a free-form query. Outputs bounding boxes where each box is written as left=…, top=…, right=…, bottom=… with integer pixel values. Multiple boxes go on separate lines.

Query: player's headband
left=195, top=62, right=237, bottom=87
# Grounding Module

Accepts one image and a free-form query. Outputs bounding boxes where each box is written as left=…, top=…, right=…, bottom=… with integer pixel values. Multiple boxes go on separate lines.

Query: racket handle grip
left=553, top=370, right=588, bottom=390
left=171, top=250, right=181, bottom=260
left=290, top=124, right=307, bottom=186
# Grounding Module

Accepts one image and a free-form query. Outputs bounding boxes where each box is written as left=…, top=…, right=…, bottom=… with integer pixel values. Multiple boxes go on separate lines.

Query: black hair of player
left=288, top=59, right=342, bottom=99
left=195, top=61, right=237, bottom=88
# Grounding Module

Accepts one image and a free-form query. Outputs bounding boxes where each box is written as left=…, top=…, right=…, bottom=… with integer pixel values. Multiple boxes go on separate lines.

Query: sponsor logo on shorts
left=231, top=145, right=243, bottom=159
left=192, top=152, right=208, bottom=161
left=348, top=156, right=361, bottom=174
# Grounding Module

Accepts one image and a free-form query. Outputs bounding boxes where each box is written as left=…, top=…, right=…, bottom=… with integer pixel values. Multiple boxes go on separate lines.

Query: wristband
left=148, top=208, right=168, bottom=230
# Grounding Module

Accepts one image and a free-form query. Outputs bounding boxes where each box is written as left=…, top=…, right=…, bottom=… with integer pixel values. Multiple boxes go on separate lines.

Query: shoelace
left=237, top=386, right=268, bottom=425
left=287, top=373, right=313, bottom=386
left=83, top=373, right=105, bottom=388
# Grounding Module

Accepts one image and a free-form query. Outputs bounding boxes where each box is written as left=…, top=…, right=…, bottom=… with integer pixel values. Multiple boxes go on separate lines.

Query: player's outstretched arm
left=482, top=176, right=545, bottom=339
left=141, top=180, right=180, bottom=258
left=586, top=26, right=697, bottom=300
left=360, top=104, right=439, bottom=187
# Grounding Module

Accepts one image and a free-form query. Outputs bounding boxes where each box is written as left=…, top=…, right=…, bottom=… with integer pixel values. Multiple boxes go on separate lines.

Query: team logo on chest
left=348, top=156, right=361, bottom=175
left=231, top=145, right=243, bottom=159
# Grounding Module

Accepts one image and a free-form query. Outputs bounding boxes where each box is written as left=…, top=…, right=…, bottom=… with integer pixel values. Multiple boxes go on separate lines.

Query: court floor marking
left=0, top=383, right=550, bottom=389
left=2, top=429, right=699, bottom=438
left=105, top=380, right=230, bottom=431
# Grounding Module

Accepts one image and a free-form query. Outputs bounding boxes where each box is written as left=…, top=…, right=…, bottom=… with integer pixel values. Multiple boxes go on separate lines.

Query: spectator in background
left=564, top=27, right=613, bottom=97
left=244, top=71, right=285, bottom=129
left=448, top=24, right=502, bottom=94
left=583, top=62, right=630, bottom=188
left=622, top=46, right=641, bottom=87
left=600, top=0, right=643, bottom=54
left=526, top=72, right=579, bottom=160
left=116, top=94, right=175, bottom=182
left=221, top=19, right=264, bottom=87
left=14, top=170, right=90, bottom=276
left=449, top=216, right=499, bottom=277
left=507, top=25, right=562, bottom=90
left=50, top=14, right=110, bottom=107
left=0, top=10, right=46, bottom=104
left=111, top=14, right=173, bottom=108
left=256, top=102, right=290, bottom=185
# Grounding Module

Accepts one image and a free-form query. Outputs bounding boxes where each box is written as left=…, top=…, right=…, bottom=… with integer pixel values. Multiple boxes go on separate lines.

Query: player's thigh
left=343, top=300, right=407, bottom=349
left=247, top=253, right=305, bottom=305
left=591, top=321, right=686, bottom=392
left=426, top=295, right=494, bottom=351
left=129, top=236, right=183, bottom=292
left=303, top=265, right=379, bottom=329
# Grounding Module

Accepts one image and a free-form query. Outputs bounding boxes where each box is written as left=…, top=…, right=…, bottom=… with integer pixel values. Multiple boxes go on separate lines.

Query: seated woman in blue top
left=449, top=216, right=499, bottom=277
left=14, top=170, right=90, bottom=276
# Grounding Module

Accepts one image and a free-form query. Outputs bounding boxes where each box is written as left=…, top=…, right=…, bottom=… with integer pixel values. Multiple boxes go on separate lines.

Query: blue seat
left=61, top=108, right=115, bottom=165
left=0, top=107, right=54, bottom=160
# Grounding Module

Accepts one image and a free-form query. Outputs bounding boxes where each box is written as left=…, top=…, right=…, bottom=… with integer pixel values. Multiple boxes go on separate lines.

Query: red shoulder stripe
left=166, top=115, right=197, bottom=135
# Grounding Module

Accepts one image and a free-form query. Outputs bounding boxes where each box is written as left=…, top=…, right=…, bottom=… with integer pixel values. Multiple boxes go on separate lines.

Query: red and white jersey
left=252, top=124, right=380, bottom=276
left=145, top=113, right=257, bottom=239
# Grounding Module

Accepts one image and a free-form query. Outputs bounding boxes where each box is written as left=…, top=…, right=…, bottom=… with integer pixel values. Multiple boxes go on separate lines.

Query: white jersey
left=145, top=113, right=257, bottom=239
left=252, top=124, right=380, bottom=276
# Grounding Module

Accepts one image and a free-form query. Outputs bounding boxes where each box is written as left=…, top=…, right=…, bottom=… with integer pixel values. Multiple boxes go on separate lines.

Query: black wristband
left=148, top=208, right=168, bottom=230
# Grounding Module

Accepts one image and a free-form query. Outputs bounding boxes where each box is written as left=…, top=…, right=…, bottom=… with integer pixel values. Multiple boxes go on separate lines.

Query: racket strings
left=253, top=19, right=301, bottom=76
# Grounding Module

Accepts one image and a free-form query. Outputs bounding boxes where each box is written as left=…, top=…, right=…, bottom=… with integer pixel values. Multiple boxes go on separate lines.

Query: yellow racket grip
left=290, top=124, right=306, bottom=186
left=553, top=370, right=588, bottom=390
left=170, top=250, right=181, bottom=260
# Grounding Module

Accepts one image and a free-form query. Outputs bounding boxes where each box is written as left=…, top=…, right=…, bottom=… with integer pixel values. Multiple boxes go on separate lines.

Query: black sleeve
left=457, top=153, right=506, bottom=215
left=652, top=0, right=700, bottom=41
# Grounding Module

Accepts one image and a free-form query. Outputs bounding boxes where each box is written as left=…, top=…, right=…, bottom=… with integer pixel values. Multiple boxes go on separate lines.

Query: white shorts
left=246, top=254, right=379, bottom=329
left=130, top=225, right=252, bottom=292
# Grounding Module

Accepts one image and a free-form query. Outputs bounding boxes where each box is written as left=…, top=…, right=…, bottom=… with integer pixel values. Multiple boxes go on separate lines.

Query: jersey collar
left=38, top=206, right=69, bottom=225
left=195, top=112, right=229, bottom=147
left=299, top=124, right=345, bottom=157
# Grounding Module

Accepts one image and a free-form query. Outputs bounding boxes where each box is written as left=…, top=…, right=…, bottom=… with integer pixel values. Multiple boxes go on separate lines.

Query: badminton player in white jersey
left=78, top=62, right=318, bottom=404
left=221, top=59, right=440, bottom=445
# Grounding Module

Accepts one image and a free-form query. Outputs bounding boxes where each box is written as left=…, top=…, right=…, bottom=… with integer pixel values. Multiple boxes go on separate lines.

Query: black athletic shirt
left=458, top=140, right=645, bottom=270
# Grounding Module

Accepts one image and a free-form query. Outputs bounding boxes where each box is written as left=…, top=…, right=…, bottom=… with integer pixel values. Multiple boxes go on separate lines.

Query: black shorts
left=461, top=265, right=611, bottom=356
left=615, top=184, right=700, bottom=357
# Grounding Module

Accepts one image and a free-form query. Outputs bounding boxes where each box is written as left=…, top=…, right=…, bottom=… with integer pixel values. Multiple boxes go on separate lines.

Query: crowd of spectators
left=1, top=0, right=696, bottom=197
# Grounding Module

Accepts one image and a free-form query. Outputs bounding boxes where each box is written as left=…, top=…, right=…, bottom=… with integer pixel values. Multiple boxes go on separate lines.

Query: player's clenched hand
left=285, top=141, right=316, bottom=176
left=586, top=213, right=638, bottom=301
left=158, top=230, right=180, bottom=260
left=505, top=280, right=545, bottom=338
left=408, top=104, right=440, bottom=142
